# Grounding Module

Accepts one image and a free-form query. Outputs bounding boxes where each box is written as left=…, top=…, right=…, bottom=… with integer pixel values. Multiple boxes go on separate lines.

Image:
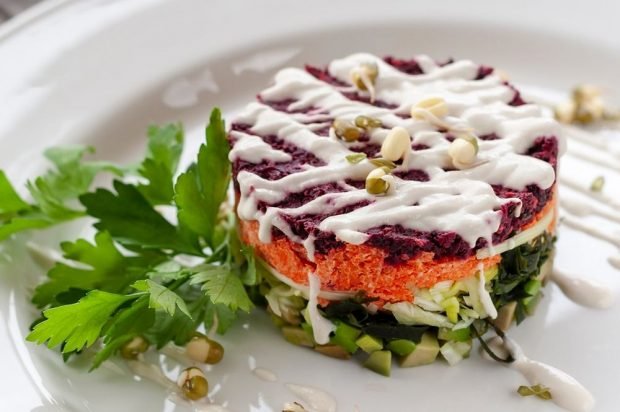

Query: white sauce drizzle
left=285, top=383, right=337, bottom=412
left=486, top=337, right=595, bottom=412
left=252, top=367, right=278, bottom=382
left=196, top=406, right=231, bottom=412
left=262, top=259, right=355, bottom=300
left=306, top=273, right=337, bottom=345
left=477, top=264, right=498, bottom=319
left=477, top=206, right=554, bottom=259
left=609, top=255, right=620, bottom=270
left=550, top=269, right=614, bottom=309
left=561, top=214, right=620, bottom=249
left=232, top=53, right=561, bottom=262
left=228, top=132, right=292, bottom=163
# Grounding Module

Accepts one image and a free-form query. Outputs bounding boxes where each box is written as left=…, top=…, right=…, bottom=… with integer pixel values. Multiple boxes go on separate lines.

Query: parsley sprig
left=1, top=108, right=259, bottom=369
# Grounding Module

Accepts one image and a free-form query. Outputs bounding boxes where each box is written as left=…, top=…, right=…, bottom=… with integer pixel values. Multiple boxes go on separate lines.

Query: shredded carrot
left=240, top=196, right=556, bottom=305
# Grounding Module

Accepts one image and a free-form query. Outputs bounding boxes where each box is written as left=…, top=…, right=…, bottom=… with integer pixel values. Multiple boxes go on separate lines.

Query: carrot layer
left=240, top=195, right=557, bottom=304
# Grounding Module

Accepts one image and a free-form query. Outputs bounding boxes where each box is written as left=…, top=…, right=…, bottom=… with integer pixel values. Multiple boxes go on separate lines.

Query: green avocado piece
left=399, top=332, right=439, bottom=368
left=523, top=279, right=542, bottom=296
left=363, top=350, right=392, bottom=377
left=437, top=327, right=471, bottom=342
left=522, top=292, right=542, bottom=316
left=492, top=301, right=517, bottom=332
left=282, top=326, right=314, bottom=348
left=387, top=339, right=417, bottom=356
left=356, top=334, right=383, bottom=354
left=315, top=344, right=351, bottom=359
left=270, top=313, right=285, bottom=328
left=330, top=322, right=361, bottom=354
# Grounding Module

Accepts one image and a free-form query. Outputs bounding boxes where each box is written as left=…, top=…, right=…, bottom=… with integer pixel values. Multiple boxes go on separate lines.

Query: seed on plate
left=282, top=401, right=307, bottom=412
left=365, top=167, right=391, bottom=195
left=186, top=333, right=224, bottom=364
left=411, top=96, right=448, bottom=119
left=351, top=62, right=379, bottom=91
left=120, top=336, right=150, bottom=360
left=369, top=157, right=397, bottom=170
left=332, top=119, right=362, bottom=142
left=448, top=133, right=479, bottom=169
left=177, top=366, right=209, bottom=401
left=380, top=126, right=411, bottom=162
left=355, top=115, right=382, bottom=129
left=572, top=84, right=601, bottom=104
left=554, top=101, right=576, bottom=124
left=590, top=176, right=605, bottom=192
left=574, top=98, right=605, bottom=124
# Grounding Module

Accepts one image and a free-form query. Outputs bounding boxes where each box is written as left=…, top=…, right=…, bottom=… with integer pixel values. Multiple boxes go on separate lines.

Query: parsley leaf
left=0, top=146, right=122, bottom=241
left=0, top=171, right=30, bottom=214
left=132, top=279, right=192, bottom=318
left=91, top=296, right=155, bottom=369
left=138, top=124, right=184, bottom=205
left=32, top=231, right=161, bottom=308
left=205, top=301, right=238, bottom=334
left=19, top=109, right=261, bottom=371
left=145, top=295, right=208, bottom=349
left=176, top=108, right=230, bottom=248
left=27, top=290, right=134, bottom=353
left=191, top=265, right=253, bottom=313
left=80, top=181, right=199, bottom=254
left=38, top=145, right=123, bottom=202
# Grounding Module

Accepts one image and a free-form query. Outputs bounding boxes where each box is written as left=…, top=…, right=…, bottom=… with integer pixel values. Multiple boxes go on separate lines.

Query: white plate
left=1, top=1, right=620, bottom=411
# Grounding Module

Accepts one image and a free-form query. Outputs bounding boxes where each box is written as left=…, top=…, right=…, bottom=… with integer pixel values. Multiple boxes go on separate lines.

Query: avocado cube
left=355, top=334, right=383, bottom=354
left=330, top=322, right=361, bottom=354
left=387, top=339, right=417, bottom=356
left=314, top=344, right=351, bottom=359
left=363, top=350, right=392, bottom=377
left=492, top=301, right=517, bottom=332
left=522, top=293, right=542, bottom=316
left=399, top=332, right=439, bottom=368
left=282, top=326, right=314, bottom=348
left=437, top=327, right=471, bottom=342
left=523, top=279, right=542, bottom=296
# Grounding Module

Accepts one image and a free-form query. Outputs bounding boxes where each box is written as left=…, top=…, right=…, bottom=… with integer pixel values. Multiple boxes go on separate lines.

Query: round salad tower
left=228, top=53, right=562, bottom=375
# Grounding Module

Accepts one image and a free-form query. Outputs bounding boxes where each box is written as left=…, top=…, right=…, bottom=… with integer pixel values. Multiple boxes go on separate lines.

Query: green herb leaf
left=92, top=296, right=155, bottom=370
left=590, top=176, right=605, bottom=193
left=191, top=265, right=253, bottom=312
left=132, top=279, right=192, bottom=318
left=0, top=214, right=53, bottom=242
left=204, top=302, right=238, bottom=334
left=27, top=290, right=134, bottom=353
left=138, top=124, right=184, bottom=205
left=39, top=145, right=123, bottom=201
left=32, top=231, right=154, bottom=308
left=175, top=108, right=230, bottom=248
left=80, top=181, right=198, bottom=254
left=0, top=146, right=122, bottom=242
left=517, top=384, right=553, bottom=400
left=0, top=171, right=30, bottom=214
left=145, top=296, right=208, bottom=349
left=491, top=233, right=554, bottom=322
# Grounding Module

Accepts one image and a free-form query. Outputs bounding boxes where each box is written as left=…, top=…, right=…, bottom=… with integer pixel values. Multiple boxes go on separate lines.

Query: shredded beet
left=230, top=56, right=558, bottom=264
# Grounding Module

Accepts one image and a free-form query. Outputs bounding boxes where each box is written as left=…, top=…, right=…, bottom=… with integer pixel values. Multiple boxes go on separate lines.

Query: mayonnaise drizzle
left=550, top=269, right=614, bottom=309
left=306, top=273, right=336, bottom=345
left=485, top=337, right=595, bottom=412
left=285, top=383, right=337, bottom=412
left=232, top=53, right=561, bottom=261
left=478, top=264, right=498, bottom=319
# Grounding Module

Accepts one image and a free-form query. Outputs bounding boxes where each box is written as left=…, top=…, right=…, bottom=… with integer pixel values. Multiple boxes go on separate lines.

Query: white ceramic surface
left=1, top=1, right=620, bottom=411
